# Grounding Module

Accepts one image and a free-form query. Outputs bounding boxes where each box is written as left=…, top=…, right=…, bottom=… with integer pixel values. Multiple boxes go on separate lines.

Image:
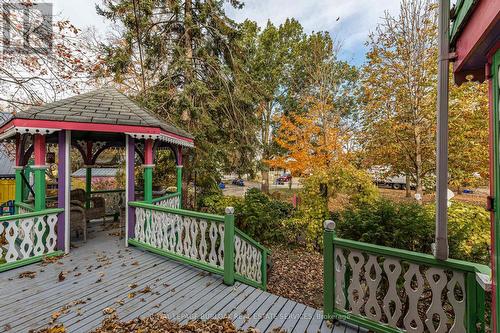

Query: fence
left=0, top=208, right=64, bottom=272
left=323, top=220, right=491, bottom=333
left=152, top=192, right=181, bottom=209
left=128, top=202, right=268, bottom=289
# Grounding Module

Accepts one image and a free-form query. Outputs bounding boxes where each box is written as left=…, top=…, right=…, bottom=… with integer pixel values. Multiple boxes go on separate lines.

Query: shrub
left=199, top=193, right=244, bottom=215
left=281, top=164, right=379, bottom=250
left=337, top=198, right=435, bottom=253
left=429, top=201, right=490, bottom=265
left=199, top=188, right=294, bottom=243
left=337, top=199, right=490, bottom=265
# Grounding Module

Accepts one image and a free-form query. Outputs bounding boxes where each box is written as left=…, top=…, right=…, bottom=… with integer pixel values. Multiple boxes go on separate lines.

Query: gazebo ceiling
left=0, top=88, right=194, bottom=148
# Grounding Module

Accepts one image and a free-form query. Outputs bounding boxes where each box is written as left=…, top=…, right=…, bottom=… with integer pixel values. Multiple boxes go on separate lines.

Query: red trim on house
left=144, top=139, right=154, bottom=165
left=453, top=0, right=500, bottom=72
left=0, top=118, right=194, bottom=144
left=34, top=134, right=46, bottom=165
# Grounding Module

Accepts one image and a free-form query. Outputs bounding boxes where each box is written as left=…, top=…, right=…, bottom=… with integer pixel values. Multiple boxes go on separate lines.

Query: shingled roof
left=13, top=88, right=193, bottom=139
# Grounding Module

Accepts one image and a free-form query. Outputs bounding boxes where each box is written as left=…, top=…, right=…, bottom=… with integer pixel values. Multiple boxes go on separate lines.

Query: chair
left=70, top=204, right=87, bottom=241
left=70, top=189, right=106, bottom=222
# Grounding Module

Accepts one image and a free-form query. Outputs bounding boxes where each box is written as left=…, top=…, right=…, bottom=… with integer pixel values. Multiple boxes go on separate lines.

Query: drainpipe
left=434, top=0, right=450, bottom=260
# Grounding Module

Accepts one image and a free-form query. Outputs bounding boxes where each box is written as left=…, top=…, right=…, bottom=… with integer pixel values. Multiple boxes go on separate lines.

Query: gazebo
left=0, top=87, right=194, bottom=254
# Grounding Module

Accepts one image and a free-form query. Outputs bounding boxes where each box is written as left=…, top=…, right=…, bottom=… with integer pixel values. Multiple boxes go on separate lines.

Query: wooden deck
left=0, top=224, right=362, bottom=333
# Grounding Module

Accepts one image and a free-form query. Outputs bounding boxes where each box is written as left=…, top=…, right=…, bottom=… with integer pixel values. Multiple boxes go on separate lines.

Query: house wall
left=453, top=0, right=500, bottom=83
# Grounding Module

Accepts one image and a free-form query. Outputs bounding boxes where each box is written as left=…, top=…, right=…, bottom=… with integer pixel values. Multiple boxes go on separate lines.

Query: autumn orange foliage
left=267, top=96, right=349, bottom=175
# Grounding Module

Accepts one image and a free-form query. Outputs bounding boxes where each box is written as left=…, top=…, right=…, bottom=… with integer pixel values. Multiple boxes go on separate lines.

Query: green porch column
left=223, top=207, right=235, bottom=286
left=33, top=166, right=47, bottom=211
left=143, top=139, right=154, bottom=204
left=176, top=166, right=183, bottom=193
left=85, top=166, right=92, bottom=209
left=323, top=220, right=336, bottom=320
left=143, top=166, right=153, bottom=203
left=33, top=134, right=46, bottom=211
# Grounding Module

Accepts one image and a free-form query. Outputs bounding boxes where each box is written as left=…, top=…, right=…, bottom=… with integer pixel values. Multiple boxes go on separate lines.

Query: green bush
left=337, top=198, right=490, bottom=265
left=199, top=193, right=244, bottom=215
left=199, top=188, right=294, bottom=243
left=430, top=201, right=490, bottom=264
left=281, top=164, right=379, bottom=250
left=337, top=198, right=435, bottom=253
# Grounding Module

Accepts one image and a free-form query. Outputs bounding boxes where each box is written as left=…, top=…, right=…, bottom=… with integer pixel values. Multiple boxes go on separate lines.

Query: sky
left=49, top=0, right=402, bottom=66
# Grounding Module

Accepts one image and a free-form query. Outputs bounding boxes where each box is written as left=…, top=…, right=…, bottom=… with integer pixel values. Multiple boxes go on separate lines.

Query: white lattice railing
left=0, top=209, right=63, bottom=269
left=133, top=205, right=225, bottom=270
left=323, top=220, right=491, bottom=333
left=128, top=202, right=269, bottom=289
left=234, top=229, right=265, bottom=286
left=152, top=193, right=181, bottom=209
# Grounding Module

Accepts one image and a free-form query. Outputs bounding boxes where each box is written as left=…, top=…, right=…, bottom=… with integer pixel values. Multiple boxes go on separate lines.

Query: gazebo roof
left=0, top=88, right=194, bottom=148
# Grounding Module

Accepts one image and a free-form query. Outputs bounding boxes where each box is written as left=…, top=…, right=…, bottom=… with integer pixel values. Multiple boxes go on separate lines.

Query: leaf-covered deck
left=0, top=225, right=361, bottom=333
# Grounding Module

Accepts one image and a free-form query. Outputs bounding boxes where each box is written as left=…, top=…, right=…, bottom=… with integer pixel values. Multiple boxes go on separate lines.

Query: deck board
left=0, top=226, right=359, bottom=333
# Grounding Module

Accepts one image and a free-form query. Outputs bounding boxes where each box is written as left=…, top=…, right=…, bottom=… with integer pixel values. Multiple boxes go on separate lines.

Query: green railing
left=128, top=201, right=268, bottom=289
left=0, top=208, right=64, bottom=272
left=151, top=192, right=181, bottom=209
left=15, top=201, right=35, bottom=214
left=323, top=220, right=491, bottom=333
left=234, top=227, right=268, bottom=289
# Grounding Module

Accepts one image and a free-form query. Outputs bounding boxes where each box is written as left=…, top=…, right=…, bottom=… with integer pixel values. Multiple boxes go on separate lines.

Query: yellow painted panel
left=0, top=179, right=15, bottom=203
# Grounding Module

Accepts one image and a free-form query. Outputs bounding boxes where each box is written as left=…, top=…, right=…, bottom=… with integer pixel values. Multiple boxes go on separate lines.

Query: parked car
left=275, top=174, right=292, bottom=185
left=232, top=178, right=245, bottom=186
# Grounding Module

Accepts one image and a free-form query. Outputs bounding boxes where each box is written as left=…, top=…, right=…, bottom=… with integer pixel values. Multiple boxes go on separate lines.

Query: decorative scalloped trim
left=126, top=132, right=194, bottom=148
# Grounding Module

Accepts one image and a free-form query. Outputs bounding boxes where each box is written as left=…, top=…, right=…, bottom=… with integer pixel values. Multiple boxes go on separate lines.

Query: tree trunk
left=260, top=102, right=272, bottom=194
left=184, top=0, right=193, bottom=63
left=182, top=0, right=193, bottom=123
left=261, top=169, right=269, bottom=193
left=405, top=174, right=411, bottom=197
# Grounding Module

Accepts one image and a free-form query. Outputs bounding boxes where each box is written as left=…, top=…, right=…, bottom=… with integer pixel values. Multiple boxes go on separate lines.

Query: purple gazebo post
left=57, top=130, right=71, bottom=253
left=126, top=135, right=136, bottom=244
left=57, top=131, right=65, bottom=251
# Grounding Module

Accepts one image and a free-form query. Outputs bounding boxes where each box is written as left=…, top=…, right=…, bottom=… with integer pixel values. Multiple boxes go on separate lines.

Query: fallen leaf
left=51, top=312, right=61, bottom=321
left=138, top=286, right=151, bottom=294
left=19, top=271, right=36, bottom=279
left=102, top=307, right=115, bottom=315
left=58, top=272, right=67, bottom=282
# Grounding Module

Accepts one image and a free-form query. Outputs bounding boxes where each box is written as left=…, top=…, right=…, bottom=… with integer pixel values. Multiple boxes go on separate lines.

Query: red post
left=33, top=134, right=47, bottom=211
left=177, top=145, right=183, bottom=166
left=144, top=139, right=154, bottom=165
left=34, top=134, right=46, bottom=166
